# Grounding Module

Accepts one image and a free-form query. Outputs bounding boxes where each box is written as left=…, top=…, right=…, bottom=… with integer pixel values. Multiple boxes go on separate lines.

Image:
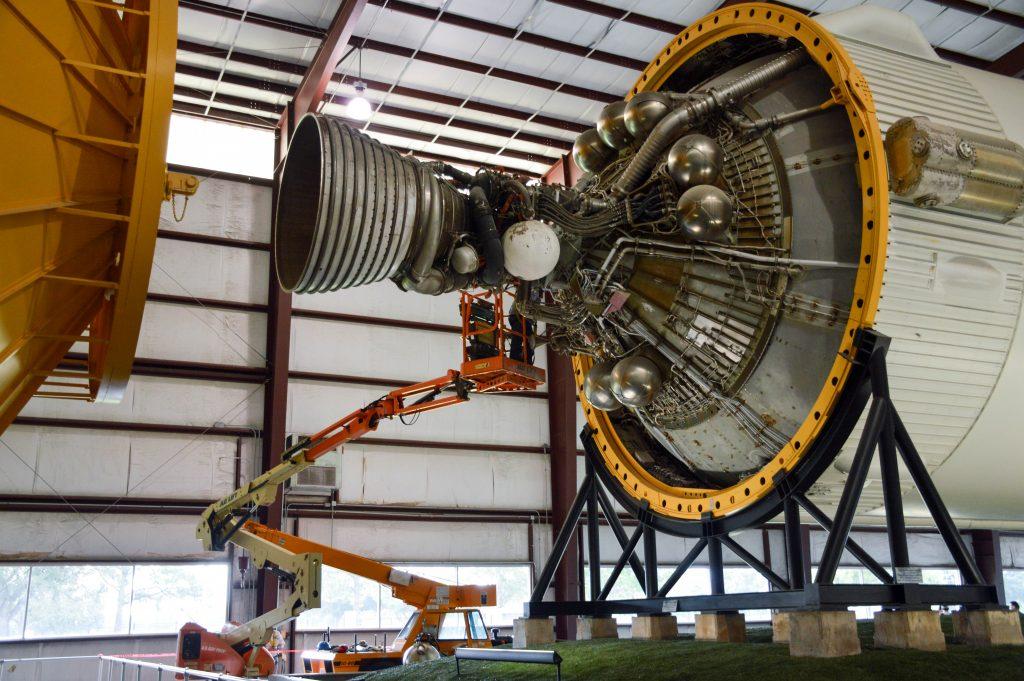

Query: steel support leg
left=599, top=523, right=644, bottom=600
left=657, top=538, right=708, bottom=598
left=816, top=395, right=886, bottom=584
left=892, top=412, right=985, bottom=585
left=595, top=484, right=647, bottom=588
left=530, top=474, right=593, bottom=603
left=708, top=536, right=725, bottom=596
left=643, top=524, right=658, bottom=598
left=795, top=494, right=893, bottom=584
left=720, top=535, right=789, bottom=591
left=878, top=412, right=910, bottom=572
left=585, top=458, right=601, bottom=600
left=783, top=496, right=805, bottom=590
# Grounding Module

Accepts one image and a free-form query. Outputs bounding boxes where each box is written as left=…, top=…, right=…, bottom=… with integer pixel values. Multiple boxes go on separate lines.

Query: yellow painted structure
left=573, top=3, right=889, bottom=521
left=0, top=0, right=179, bottom=434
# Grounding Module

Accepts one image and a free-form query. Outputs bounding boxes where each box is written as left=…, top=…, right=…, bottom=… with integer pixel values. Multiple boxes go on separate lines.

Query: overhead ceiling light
left=348, top=81, right=371, bottom=121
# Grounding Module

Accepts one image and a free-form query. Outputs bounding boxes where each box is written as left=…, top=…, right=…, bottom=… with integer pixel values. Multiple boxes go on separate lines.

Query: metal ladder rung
left=62, top=58, right=146, bottom=79
left=56, top=206, right=131, bottom=222
left=33, top=370, right=99, bottom=379
left=41, top=274, right=119, bottom=288
left=55, top=131, right=139, bottom=154
left=37, top=334, right=108, bottom=343
left=33, top=392, right=94, bottom=400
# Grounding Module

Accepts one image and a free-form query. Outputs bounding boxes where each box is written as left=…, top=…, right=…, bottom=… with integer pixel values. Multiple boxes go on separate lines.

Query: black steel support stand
left=524, top=330, right=999, bottom=622
left=783, top=496, right=805, bottom=590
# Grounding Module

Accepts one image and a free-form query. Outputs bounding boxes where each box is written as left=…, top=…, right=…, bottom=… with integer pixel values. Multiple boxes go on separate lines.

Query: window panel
left=456, top=565, right=531, bottom=628
left=921, top=568, right=961, bottom=586
left=597, top=566, right=645, bottom=624
left=129, top=564, right=228, bottom=634
left=24, top=565, right=132, bottom=638
left=378, top=586, right=417, bottom=630
left=724, top=567, right=771, bottom=622
left=437, top=612, right=467, bottom=640
left=660, top=566, right=710, bottom=624
left=468, top=610, right=488, bottom=640
left=1005, top=569, right=1024, bottom=609
left=297, top=568, right=381, bottom=631
left=0, top=566, right=29, bottom=640
left=300, top=563, right=532, bottom=632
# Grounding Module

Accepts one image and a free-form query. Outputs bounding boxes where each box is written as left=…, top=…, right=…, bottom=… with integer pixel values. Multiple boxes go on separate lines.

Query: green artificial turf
left=356, top=618, right=1024, bottom=681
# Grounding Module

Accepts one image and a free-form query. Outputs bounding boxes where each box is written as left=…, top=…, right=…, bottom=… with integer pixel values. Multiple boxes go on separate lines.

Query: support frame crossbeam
left=524, top=330, right=998, bottom=625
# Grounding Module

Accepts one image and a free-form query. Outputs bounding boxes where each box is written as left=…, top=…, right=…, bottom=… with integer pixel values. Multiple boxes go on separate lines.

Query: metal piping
left=595, top=236, right=855, bottom=294
left=613, top=49, right=808, bottom=196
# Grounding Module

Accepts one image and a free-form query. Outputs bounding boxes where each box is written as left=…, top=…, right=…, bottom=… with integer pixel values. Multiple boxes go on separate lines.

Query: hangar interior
left=2, top=0, right=1024, bottom=678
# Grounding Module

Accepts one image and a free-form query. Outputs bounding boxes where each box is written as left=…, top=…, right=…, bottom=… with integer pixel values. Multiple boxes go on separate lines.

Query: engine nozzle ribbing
left=274, top=114, right=465, bottom=293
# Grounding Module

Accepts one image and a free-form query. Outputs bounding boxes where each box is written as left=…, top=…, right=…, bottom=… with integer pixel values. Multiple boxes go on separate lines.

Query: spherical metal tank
left=667, top=134, right=725, bottom=187
left=502, top=220, right=561, bottom=281
left=583, top=361, right=620, bottom=412
left=675, top=185, right=734, bottom=241
left=624, top=92, right=673, bottom=138
left=596, top=101, right=634, bottom=150
left=572, top=128, right=617, bottom=174
left=402, top=640, right=441, bottom=665
left=610, top=356, right=663, bottom=408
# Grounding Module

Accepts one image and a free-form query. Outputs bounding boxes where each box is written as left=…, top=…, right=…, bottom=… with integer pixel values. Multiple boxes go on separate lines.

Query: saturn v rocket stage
left=273, top=3, right=1024, bottom=534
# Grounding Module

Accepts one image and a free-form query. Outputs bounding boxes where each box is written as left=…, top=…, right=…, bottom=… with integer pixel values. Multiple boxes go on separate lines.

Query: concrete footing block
left=788, top=610, right=861, bottom=658
left=513, top=617, right=555, bottom=648
left=577, top=616, right=619, bottom=640
left=953, top=609, right=1024, bottom=646
left=631, top=614, right=678, bottom=640
left=873, top=609, right=946, bottom=651
left=695, top=612, right=746, bottom=642
left=772, top=612, right=791, bottom=643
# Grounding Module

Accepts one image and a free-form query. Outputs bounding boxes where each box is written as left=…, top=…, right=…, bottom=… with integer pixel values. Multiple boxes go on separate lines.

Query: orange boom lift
left=177, top=291, right=542, bottom=677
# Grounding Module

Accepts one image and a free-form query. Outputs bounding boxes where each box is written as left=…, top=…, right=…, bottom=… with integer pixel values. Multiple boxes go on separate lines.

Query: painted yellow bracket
left=164, top=171, right=199, bottom=200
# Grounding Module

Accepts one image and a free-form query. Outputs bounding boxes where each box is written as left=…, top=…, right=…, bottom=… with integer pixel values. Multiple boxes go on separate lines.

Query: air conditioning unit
left=285, top=464, right=338, bottom=503
left=283, top=434, right=338, bottom=503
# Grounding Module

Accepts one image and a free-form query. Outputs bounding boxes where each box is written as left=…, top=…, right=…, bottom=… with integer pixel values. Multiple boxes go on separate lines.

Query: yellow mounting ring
left=573, top=2, right=889, bottom=521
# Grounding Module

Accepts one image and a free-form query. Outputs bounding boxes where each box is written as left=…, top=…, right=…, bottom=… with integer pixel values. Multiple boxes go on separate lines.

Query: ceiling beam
left=365, top=0, right=648, bottom=71
left=354, top=37, right=619, bottom=102
left=990, top=42, right=1024, bottom=77
left=178, top=0, right=619, bottom=103
left=179, top=0, right=324, bottom=39
left=174, top=65, right=559, bottom=164
left=289, top=0, right=367, bottom=121
left=544, top=0, right=684, bottom=34
left=177, top=39, right=588, bottom=133
left=173, top=101, right=277, bottom=128
left=926, top=0, right=1024, bottom=30
left=171, top=101, right=544, bottom=177
left=175, top=48, right=573, bottom=148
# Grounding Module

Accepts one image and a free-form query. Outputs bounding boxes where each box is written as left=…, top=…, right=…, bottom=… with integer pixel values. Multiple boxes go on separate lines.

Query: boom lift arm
left=180, top=372, right=474, bottom=676
left=179, top=291, right=543, bottom=677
